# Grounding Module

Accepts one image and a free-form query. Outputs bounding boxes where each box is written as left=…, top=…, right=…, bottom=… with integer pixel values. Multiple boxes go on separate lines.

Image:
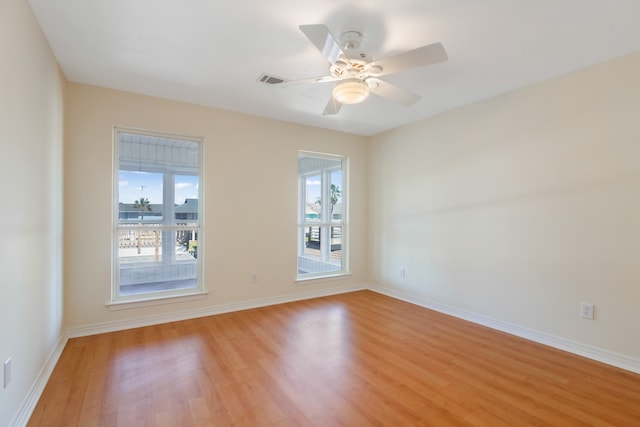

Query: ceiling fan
left=268, top=24, right=448, bottom=115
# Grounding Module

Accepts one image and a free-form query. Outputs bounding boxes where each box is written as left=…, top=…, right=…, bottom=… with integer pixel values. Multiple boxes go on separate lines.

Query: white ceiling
left=28, top=0, right=640, bottom=136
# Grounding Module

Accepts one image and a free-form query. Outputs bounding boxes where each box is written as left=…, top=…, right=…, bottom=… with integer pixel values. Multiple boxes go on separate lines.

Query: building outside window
left=298, top=151, right=348, bottom=279
left=113, top=128, right=203, bottom=302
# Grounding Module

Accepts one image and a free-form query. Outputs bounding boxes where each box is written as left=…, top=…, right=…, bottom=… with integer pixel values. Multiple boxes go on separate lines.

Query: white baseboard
left=370, top=285, right=640, bottom=374
left=67, top=282, right=368, bottom=338
left=10, top=333, right=68, bottom=427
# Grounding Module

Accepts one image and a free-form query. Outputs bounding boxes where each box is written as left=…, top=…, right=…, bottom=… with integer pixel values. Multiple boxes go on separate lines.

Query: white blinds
left=119, top=132, right=199, bottom=175
left=298, top=155, right=341, bottom=175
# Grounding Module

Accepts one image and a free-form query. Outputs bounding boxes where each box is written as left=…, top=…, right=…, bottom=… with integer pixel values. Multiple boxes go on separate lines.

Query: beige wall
left=64, top=84, right=368, bottom=328
left=369, top=52, right=640, bottom=359
left=0, top=1, right=65, bottom=425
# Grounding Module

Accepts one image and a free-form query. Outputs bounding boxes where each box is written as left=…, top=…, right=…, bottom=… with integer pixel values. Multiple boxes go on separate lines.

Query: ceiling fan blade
left=371, top=42, right=447, bottom=77
left=299, top=24, right=348, bottom=66
left=276, top=75, right=340, bottom=88
left=367, top=78, right=421, bottom=105
left=323, top=97, right=343, bottom=115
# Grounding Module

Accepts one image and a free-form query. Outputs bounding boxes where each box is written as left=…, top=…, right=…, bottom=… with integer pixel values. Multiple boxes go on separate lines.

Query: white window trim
left=106, top=290, right=209, bottom=310
left=294, top=272, right=352, bottom=285
left=297, top=150, right=349, bottom=280
left=111, top=127, right=205, bottom=304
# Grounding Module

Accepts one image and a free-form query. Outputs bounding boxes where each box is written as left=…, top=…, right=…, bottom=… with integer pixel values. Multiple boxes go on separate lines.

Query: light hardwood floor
left=29, top=291, right=640, bottom=426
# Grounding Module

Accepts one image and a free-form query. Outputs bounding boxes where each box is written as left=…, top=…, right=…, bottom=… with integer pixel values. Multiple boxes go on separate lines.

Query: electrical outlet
left=400, top=267, right=406, bottom=279
left=4, top=358, right=11, bottom=389
left=581, top=303, right=594, bottom=320
left=251, top=272, right=258, bottom=283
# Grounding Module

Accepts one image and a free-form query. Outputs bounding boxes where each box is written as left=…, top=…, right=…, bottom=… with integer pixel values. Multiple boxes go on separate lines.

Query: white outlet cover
left=581, top=303, right=594, bottom=320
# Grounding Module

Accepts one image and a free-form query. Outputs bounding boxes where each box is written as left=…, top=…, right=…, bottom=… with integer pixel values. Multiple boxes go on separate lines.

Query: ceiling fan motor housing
left=330, top=57, right=382, bottom=80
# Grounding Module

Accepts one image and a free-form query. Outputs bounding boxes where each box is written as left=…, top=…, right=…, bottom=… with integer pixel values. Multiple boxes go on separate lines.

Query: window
left=113, top=128, right=203, bottom=302
left=298, top=152, right=348, bottom=279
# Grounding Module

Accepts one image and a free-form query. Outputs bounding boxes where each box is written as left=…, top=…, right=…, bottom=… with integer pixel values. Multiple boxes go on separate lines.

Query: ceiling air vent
left=257, top=73, right=288, bottom=85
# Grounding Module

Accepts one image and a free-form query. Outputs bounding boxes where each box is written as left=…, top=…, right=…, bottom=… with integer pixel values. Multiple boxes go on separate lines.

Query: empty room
left=2, top=0, right=640, bottom=425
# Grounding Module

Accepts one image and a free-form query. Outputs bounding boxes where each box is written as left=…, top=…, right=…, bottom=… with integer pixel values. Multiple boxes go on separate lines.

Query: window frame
left=297, top=151, right=349, bottom=281
left=111, top=127, right=205, bottom=304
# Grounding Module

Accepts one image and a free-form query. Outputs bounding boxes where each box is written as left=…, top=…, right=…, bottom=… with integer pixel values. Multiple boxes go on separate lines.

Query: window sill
left=295, top=272, right=352, bottom=285
left=106, top=290, right=208, bottom=311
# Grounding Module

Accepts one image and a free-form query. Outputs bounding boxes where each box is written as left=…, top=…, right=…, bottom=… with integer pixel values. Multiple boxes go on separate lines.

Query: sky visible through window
left=306, top=177, right=321, bottom=203
left=119, top=171, right=199, bottom=205
left=305, top=170, right=342, bottom=203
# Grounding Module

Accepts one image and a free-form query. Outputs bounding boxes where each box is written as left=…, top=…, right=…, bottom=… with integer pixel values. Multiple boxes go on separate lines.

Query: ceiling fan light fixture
left=333, top=79, right=370, bottom=104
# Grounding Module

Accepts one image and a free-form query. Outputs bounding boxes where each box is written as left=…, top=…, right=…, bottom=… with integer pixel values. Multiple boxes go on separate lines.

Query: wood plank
left=27, top=291, right=640, bottom=426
